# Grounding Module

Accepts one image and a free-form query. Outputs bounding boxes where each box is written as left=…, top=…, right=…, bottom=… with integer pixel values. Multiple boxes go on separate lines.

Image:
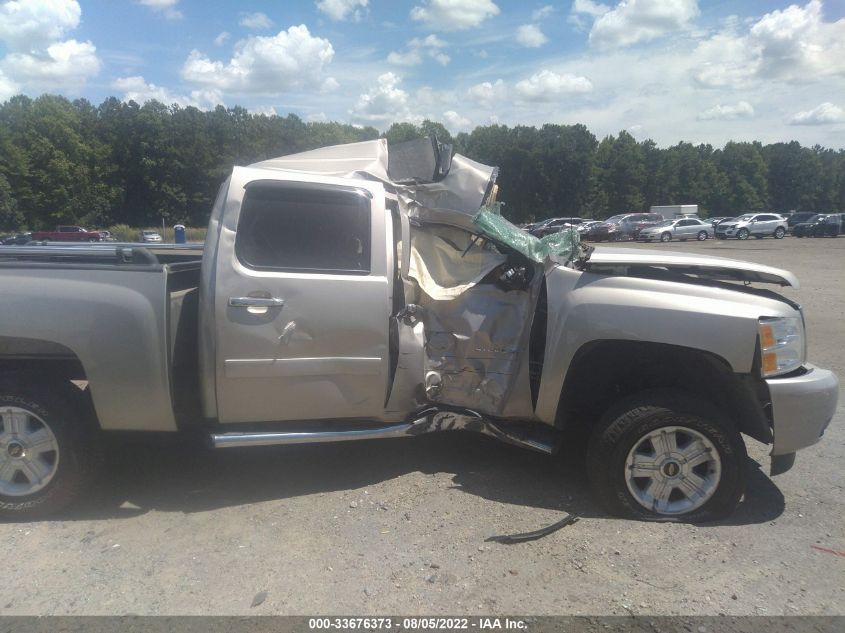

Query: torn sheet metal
left=408, top=224, right=506, bottom=300
left=417, top=281, right=538, bottom=416
left=249, top=139, right=497, bottom=219
left=405, top=154, right=497, bottom=217
left=249, top=139, right=390, bottom=182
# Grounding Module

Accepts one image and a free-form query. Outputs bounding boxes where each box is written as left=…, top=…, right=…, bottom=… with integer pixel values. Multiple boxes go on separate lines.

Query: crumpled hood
left=580, top=246, right=799, bottom=287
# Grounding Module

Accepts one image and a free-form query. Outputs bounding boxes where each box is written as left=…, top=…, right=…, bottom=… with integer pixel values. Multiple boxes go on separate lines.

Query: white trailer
left=650, top=204, right=699, bottom=219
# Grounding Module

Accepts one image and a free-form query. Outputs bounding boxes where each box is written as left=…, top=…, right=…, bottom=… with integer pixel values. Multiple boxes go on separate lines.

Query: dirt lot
left=1, top=236, right=843, bottom=616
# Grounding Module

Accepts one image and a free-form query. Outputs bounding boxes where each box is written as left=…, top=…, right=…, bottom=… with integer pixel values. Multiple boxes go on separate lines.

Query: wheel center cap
left=7, top=442, right=24, bottom=459
left=662, top=460, right=680, bottom=477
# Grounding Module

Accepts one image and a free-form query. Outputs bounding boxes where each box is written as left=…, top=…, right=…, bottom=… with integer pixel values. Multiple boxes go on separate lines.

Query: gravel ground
left=1, top=236, right=843, bottom=616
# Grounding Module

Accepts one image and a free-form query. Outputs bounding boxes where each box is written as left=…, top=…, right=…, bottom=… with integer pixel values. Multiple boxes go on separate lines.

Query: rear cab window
left=235, top=181, right=372, bottom=275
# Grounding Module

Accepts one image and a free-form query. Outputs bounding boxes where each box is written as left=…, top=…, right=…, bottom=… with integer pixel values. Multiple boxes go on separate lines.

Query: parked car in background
left=1, top=233, right=33, bottom=245
left=530, top=217, right=583, bottom=237
left=792, top=214, right=844, bottom=237
left=591, top=213, right=664, bottom=241
left=715, top=213, right=787, bottom=240
left=709, top=216, right=733, bottom=227
left=140, top=230, right=163, bottom=243
left=576, top=220, right=603, bottom=235
left=31, top=226, right=102, bottom=242
left=786, top=212, right=818, bottom=233
left=638, top=217, right=714, bottom=242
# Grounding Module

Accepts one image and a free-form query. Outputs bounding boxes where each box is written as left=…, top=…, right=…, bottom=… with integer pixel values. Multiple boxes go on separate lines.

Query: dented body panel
left=0, top=139, right=836, bottom=471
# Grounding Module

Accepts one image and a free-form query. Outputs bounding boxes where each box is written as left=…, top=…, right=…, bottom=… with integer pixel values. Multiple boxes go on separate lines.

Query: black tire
left=0, top=378, right=100, bottom=520
left=697, top=231, right=708, bottom=241
left=737, top=228, right=749, bottom=240
left=660, top=232, right=672, bottom=242
left=586, top=389, right=747, bottom=522
left=774, top=227, right=785, bottom=239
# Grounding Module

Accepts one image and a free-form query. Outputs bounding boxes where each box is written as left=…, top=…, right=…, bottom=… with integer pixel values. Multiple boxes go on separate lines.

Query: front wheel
left=586, top=390, right=747, bottom=522
left=697, top=231, right=708, bottom=241
left=660, top=232, right=672, bottom=242
left=737, top=228, right=749, bottom=240
left=774, top=227, right=785, bottom=239
left=0, top=379, right=100, bottom=520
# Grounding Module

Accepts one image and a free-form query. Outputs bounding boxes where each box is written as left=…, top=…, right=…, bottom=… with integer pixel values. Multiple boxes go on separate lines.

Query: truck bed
left=0, top=244, right=203, bottom=431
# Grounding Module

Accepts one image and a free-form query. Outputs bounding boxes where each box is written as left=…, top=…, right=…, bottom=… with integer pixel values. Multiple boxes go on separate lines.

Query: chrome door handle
left=229, top=297, right=285, bottom=308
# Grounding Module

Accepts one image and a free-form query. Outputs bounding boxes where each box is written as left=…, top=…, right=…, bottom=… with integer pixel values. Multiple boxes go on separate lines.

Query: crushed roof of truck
left=249, top=138, right=581, bottom=265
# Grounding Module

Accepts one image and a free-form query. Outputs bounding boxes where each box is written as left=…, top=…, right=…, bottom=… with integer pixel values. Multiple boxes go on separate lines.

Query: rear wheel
left=0, top=379, right=100, bottom=520
left=697, top=231, right=708, bottom=241
left=660, top=232, right=672, bottom=242
left=774, top=227, right=785, bottom=239
left=586, top=390, right=747, bottom=522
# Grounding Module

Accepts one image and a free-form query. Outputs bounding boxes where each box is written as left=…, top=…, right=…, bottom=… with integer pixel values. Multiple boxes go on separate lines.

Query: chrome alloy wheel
left=0, top=407, right=60, bottom=496
left=624, top=425, right=721, bottom=515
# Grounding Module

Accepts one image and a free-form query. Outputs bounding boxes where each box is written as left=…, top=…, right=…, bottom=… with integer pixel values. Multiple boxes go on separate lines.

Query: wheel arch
left=555, top=340, right=772, bottom=444
left=0, top=337, right=98, bottom=428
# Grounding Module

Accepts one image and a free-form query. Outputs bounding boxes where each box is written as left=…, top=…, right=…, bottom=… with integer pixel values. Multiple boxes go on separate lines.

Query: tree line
left=1, top=94, right=843, bottom=231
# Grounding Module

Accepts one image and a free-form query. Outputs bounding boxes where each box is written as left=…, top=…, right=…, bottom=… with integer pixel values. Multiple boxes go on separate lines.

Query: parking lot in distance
left=0, top=237, right=842, bottom=616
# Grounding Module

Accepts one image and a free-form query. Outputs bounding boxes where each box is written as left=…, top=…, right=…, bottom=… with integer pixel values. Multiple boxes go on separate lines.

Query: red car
left=31, top=226, right=103, bottom=242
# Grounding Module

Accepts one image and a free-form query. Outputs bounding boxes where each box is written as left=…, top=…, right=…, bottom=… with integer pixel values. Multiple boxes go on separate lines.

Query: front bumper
left=767, top=363, right=838, bottom=457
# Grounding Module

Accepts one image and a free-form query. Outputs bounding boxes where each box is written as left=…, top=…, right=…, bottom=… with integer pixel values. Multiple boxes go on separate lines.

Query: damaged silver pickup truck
left=0, top=138, right=838, bottom=521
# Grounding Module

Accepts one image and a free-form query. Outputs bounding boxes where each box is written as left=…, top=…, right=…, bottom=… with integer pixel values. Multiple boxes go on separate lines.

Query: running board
left=209, top=409, right=557, bottom=454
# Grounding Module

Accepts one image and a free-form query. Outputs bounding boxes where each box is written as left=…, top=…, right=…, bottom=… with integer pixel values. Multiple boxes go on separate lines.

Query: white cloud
left=0, top=0, right=81, bottom=52
left=467, top=79, right=506, bottom=107
left=181, top=25, right=334, bottom=95
left=387, top=50, right=423, bottom=66
left=321, top=77, right=340, bottom=92
left=516, top=24, right=547, bottom=48
left=788, top=102, right=845, bottom=125
left=388, top=34, right=450, bottom=67
left=214, top=31, right=230, bottom=46
left=515, top=70, right=593, bottom=101
left=410, top=0, right=500, bottom=31
left=750, top=0, right=845, bottom=81
left=138, top=0, right=182, bottom=20
left=239, top=12, right=273, bottom=30
left=350, top=72, right=421, bottom=127
left=574, top=0, right=700, bottom=49
left=532, top=5, right=554, bottom=21
left=697, top=101, right=755, bottom=120
left=252, top=105, right=278, bottom=116
left=0, top=69, right=19, bottom=101
left=0, top=1, right=99, bottom=95
left=693, top=1, right=845, bottom=88
left=443, top=110, right=471, bottom=131
left=316, top=0, right=369, bottom=22
left=113, top=75, right=224, bottom=109
left=572, top=0, right=610, bottom=18
left=431, top=51, right=450, bottom=65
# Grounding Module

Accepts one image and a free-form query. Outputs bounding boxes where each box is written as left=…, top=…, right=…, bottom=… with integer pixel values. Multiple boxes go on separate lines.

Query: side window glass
left=235, top=181, right=371, bottom=275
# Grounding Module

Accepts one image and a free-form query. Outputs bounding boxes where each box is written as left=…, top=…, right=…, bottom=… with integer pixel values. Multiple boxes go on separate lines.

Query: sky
left=0, top=0, right=844, bottom=148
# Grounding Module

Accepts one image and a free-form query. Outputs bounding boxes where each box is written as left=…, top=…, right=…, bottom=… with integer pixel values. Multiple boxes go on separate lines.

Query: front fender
left=534, top=266, right=796, bottom=424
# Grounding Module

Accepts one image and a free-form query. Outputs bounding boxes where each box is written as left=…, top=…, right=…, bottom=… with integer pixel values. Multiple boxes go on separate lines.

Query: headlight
left=759, top=316, right=805, bottom=377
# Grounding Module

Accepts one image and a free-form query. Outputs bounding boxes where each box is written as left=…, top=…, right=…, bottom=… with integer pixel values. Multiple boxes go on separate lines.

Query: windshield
left=735, top=214, right=755, bottom=221
left=605, top=214, right=627, bottom=223
left=807, top=214, right=825, bottom=222
left=653, top=220, right=675, bottom=228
